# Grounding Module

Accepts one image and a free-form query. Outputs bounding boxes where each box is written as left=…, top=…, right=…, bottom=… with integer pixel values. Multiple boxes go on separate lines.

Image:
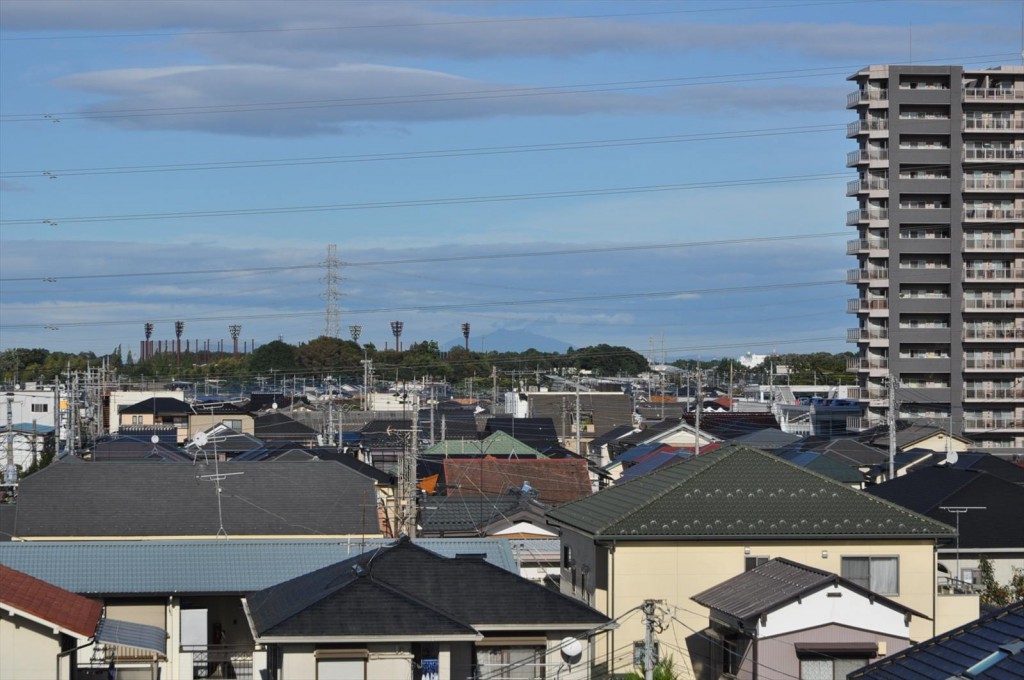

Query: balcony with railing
left=182, top=645, right=255, bottom=680
left=963, top=327, right=1024, bottom=341
left=964, top=386, right=1024, bottom=399
left=963, top=117, right=1024, bottom=131
left=963, top=268, right=1024, bottom=281
left=847, top=89, right=889, bottom=107
left=847, top=178, right=890, bottom=196
left=846, top=238, right=889, bottom=254
left=846, top=208, right=889, bottom=225
left=847, top=268, right=890, bottom=283
left=963, top=207, right=1024, bottom=222
left=847, top=149, right=889, bottom=166
left=848, top=298, right=889, bottom=313
left=963, top=418, right=1024, bottom=431
left=963, top=298, right=1024, bottom=312
left=846, top=356, right=889, bottom=371
left=847, top=328, right=889, bottom=342
left=963, top=147, right=1024, bottom=162
left=964, top=356, right=1024, bottom=370
left=962, top=177, right=1024, bottom=191
left=847, top=119, right=889, bottom=137
left=963, top=87, right=1024, bottom=101
left=963, top=238, right=1024, bottom=251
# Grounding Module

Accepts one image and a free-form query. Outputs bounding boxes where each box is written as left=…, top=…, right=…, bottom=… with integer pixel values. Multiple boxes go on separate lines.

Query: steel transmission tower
left=229, top=324, right=242, bottom=358
left=323, top=244, right=342, bottom=338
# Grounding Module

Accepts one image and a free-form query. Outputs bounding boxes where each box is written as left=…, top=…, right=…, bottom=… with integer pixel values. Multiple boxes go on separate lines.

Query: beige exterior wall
left=0, top=611, right=66, bottom=680
left=573, top=539, right=977, bottom=679
left=189, top=413, right=255, bottom=437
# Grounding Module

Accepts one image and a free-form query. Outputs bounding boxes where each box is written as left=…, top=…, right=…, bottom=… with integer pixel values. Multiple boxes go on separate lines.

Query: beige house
left=189, top=401, right=255, bottom=438
left=546, top=445, right=980, bottom=680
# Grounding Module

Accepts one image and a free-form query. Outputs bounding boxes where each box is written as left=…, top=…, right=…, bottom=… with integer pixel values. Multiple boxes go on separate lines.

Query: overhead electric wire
left=0, top=171, right=848, bottom=226
left=0, top=124, right=844, bottom=179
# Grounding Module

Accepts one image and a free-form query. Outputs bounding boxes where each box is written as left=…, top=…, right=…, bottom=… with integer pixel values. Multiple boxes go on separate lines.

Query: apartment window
left=800, top=657, right=870, bottom=680
left=841, top=556, right=899, bottom=595
left=31, top=403, right=48, bottom=413
left=745, top=556, right=769, bottom=572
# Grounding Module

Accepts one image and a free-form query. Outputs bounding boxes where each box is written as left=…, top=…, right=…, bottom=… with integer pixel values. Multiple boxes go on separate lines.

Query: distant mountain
left=445, top=328, right=572, bottom=353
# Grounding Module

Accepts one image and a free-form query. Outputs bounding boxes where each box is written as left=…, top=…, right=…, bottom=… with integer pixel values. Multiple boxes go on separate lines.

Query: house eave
left=590, top=533, right=952, bottom=543
left=255, top=633, right=483, bottom=644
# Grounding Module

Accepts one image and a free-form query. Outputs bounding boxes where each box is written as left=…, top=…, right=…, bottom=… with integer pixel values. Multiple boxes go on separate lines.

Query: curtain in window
left=842, top=557, right=870, bottom=589
left=800, top=659, right=833, bottom=680
left=871, top=557, right=899, bottom=594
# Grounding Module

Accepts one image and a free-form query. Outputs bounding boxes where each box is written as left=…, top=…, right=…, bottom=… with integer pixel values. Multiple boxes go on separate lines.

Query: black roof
left=587, top=425, right=638, bottom=455
left=119, top=397, right=192, bottom=415
left=419, top=496, right=544, bottom=536
left=254, top=412, right=318, bottom=438
left=865, top=467, right=1024, bottom=549
left=485, top=417, right=560, bottom=450
left=681, top=412, right=780, bottom=440
left=12, top=461, right=380, bottom=538
left=265, top=447, right=395, bottom=485
left=849, top=600, right=1024, bottom=679
left=246, top=537, right=608, bottom=639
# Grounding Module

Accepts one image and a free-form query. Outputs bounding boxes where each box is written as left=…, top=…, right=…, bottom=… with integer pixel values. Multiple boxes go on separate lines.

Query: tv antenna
left=193, top=430, right=244, bottom=538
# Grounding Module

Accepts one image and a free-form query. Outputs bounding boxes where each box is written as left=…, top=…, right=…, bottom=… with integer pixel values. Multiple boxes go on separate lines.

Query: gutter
left=590, top=532, right=955, bottom=542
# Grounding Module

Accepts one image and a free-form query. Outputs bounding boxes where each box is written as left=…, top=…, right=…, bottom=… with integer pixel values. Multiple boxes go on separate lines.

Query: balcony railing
left=964, top=148, right=1024, bottom=161
left=847, top=89, right=889, bottom=106
left=958, top=296, right=1024, bottom=309
left=846, top=208, right=889, bottom=225
left=963, top=117, right=1024, bottom=131
left=962, top=177, right=1024, bottom=191
left=846, top=356, right=889, bottom=370
left=847, top=119, right=889, bottom=136
left=963, top=268, right=1024, bottom=281
left=963, top=239, right=1024, bottom=251
left=848, top=298, right=889, bottom=313
left=963, top=327, right=1024, bottom=340
left=847, top=149, right=889, bottom=166
left=846, top=238, right=889, bottom=254
left=965, top=358, right=1024, bottom=370
left=847, top=268, right=890, bottom=283
left=963, top=208, right=1024, bottom=222
left=963, top=419, right=1024, bottom=431
left=964, top=386, right=1024, bottom=399
left=847, top=178, right=890, bottom=195
left=182, top=645, right=255, bottom=680
left=847, top=328, right=889, bottom=341
left=963, top=88, right=1024, bottom=101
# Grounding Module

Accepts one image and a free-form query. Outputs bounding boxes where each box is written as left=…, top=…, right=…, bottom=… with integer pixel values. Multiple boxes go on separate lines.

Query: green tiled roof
left=546, top=445, right=955, bottom=540
left=423, top=430, right=544, bottom=457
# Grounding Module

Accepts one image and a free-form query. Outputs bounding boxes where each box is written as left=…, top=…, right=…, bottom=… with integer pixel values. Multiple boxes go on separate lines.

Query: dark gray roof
left=246, top=537, right=608, bottom=640
left=119, top=397, right=192, bottom=415
left=692, top=557, right=921, bottom=622
left=728, top=428, right=802, bottom=450
left=546, top=445, right=955, bottom=540
left=420, top=496, right=528, bottom=536
left=254, top=412, right=319, bottom=438
left=849, top=600, right=1024, bottom=680
left=12, top=461, right=381, bottom=538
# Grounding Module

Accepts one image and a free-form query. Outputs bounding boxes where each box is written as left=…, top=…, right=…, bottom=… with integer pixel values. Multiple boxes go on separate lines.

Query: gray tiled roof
left=247, top=537, right=608, bottom=639
left=12, top=461, right=380, bottom=538
left=0, top=538, right=518, bottom=594
left=546, top=445, right=955, bottom=540
left=692, top=558, right=919, bottom=621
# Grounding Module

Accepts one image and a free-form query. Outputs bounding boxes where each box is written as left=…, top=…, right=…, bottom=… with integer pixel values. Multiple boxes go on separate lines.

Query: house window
left=221, top=419, right=242, bottom=430
left=315, top=649, right=368, bottom=680
left=132, top=415, right=143, bottom=425
left=31, top=403, right=48, bottom=413
left=562, top=546, right=572, bottom=569
left=745, top=556, right=769, bottom=572
left=477, top=645, right=547, bottom=680
left=800, top=657, right=870, bottom=679
left=841, top=556, right=899, bottom=595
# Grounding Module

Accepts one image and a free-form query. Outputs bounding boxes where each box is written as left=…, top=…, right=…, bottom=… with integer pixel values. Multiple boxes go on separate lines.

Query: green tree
left=296, top=336, right=364, bottom=378
left=249, top=340, right=299, bottom=374
left=979, top=556, right=1024, bottom=606
left=623, top=654, right=678, bottom=680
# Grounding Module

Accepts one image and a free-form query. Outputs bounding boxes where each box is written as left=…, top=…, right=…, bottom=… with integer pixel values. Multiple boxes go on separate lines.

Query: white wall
left=757, top=584, right=910, bottom=639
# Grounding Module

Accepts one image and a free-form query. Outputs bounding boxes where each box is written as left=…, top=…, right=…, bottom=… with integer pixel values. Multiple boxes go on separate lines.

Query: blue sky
left=0, top=0, right=1020, bottom=359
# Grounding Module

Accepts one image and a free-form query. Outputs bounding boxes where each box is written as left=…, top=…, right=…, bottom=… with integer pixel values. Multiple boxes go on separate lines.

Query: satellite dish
left=560, top=637, right=583, bottom=666
left=150, top=435, right=160, bottom=445
left=945, top=448, right=958, bottom=466
left=271, top=402, right=278, bottom=410
left=193, top=431, right=209, bottom=447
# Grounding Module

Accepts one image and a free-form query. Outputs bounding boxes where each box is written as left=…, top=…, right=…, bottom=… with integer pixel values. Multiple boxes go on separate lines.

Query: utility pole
left=5, top=393, right=16, bottom=485
left=641, top=600, right=661, bottom=680
left=491, top=365, right=498, bottom=414
left=887, top=374, right=898, bottom=480
left=694, top=368, right=702, bottom=456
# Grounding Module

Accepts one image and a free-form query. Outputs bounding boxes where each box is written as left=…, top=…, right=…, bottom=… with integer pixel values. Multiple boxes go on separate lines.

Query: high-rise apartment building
left=846, top=65, right=1024, bottom=457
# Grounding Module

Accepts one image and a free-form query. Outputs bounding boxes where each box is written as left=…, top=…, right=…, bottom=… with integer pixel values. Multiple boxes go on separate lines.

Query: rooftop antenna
left=193, top=429, right=243, bottom=538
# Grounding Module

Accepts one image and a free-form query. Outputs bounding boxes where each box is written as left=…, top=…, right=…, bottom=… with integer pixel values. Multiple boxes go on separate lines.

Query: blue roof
left=616, top=442, right=665, bottom=463
left=0, top=538, right=518, bottom=595
left=850, top=601, right=1024, bottom=679
left=2, top=423, right=56, bottom=433
left=615, top=451, right=689, bottom=484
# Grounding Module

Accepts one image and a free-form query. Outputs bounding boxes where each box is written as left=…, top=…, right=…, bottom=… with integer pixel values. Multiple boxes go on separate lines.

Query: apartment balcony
left=963, top=118, right=1024, bottom=132
left=846, top=415, right=885, bottom=431
left=964, top=357, right=1024, bottom=371
left=962, top=177, right=1024, bottom=191
left=847, top=178, right=890, bottom=196
left=847, top=268, right=890, bottom=284
left=846, top=356, right=889, bottom=371
left=963, top=238, right=1024, bottom=252
left=963, top=418, right=1024, bottom=432
left=963, top=268, right=1024, bottom=282
left=962, top=88, right=1024, bottom=102
left=963, top=208, right=1024, bottom=222
left=847, top=119, right=889, bottom=137
left=897, top=297, right=951, bottom=314
left=962, top=327, right=1024, bottom=341
left=846, top=208, right=889, bottom=225
left=847, top=89, right=889, bottom=107
left=847, top=149, right=889, bottom=167
left=847, top=298, right=889, bottom=314
left=963, top=148, right=1024, bottom=162
left=964, top=387, right=1024, bottom=402
left=847, top=328, right=889, bottom=343
left=846, top=238, right=889, bottom=255
left=963, top=298, right=1024, bottom=312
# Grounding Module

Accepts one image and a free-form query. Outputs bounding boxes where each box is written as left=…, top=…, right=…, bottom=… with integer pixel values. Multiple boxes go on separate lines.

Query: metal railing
left=964, top=358, right=1024, bottom=370
left=846, top=268, right=890, bottom=283
left=962, top=88, right=1024, bottom=101
left=963, top=238, right=1024, bottom=251
left=847, top=149, right=889, bottom=166
left=963, top=117, right=1024, bottom=130
left=963, top=418, right=1024, bottom=431
left=962, top=177, right=1024, bottom=191
left=962, top=327, right=1024, bottom=340
left=963, top=268, right=1024, bottom=281
left=962, top=298, right=1024, bottom=311
left=182, top=645, right=254, bottom=680
left=846, top=238, right=889, bottom=254
left=964, top=148, right=1024, bottom=161
left=847, top=328, right=889, bottom=341
left=963, top=208, right=1024, bottom=221
left=964, top=386, right=1024, bottom=398
left=847, top=89, right=888, bottom=106
left=847, top=298, right=889, bottom=313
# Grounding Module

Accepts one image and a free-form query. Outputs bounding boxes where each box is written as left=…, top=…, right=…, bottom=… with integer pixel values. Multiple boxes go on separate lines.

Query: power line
left=0, top=232, right=846, bottom=283
left=0, top=171, right=848, bottom=226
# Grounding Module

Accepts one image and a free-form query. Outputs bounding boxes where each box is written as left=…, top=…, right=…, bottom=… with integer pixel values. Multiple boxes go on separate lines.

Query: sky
left=0, top=0, right=1021, bottom=362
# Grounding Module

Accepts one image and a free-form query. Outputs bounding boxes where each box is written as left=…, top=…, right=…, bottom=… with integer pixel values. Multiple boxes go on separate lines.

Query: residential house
left=108, top=389, right=184, bottom=433
left=849, top=600, right=1024, bottom=679
left=242, top=536, right=610, bottom=680
left=189, top=401, right=255, bottom=438
left=867, top=423, right=973, bottom=456
left=691, top=558, right=925, bottom=680
left=866, top=466, right=1024, bottom=587
left=443, top=457, right=592, bottom=506
left=419, top=493, right=551, bottom=539
left=0, top=422, right=54, bottom=471
left=545, top=444, right=976, bottom=680
left=117, top=397, right=193, bottom=444
left=254, top=411, right=319, bottom=447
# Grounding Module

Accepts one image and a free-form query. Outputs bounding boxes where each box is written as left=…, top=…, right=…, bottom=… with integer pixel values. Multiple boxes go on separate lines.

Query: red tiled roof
left=0, top=565, right=102, bottom=638
left=444, top=458, right=592, bottom=506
